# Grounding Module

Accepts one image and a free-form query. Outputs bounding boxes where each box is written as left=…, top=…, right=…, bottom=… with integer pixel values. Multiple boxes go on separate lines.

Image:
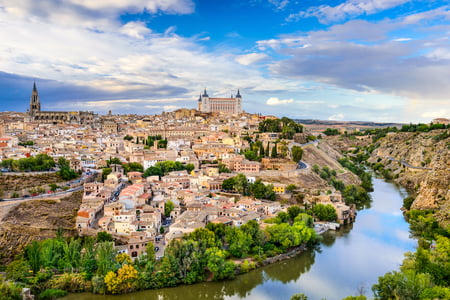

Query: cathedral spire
left=202, top=88, right=208, bottom=97
left=33, top=81, right=37, bottom=92
left=236, top=89, right=241, bottom=98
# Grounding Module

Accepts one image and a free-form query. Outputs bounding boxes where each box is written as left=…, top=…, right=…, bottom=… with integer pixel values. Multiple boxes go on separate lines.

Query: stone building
left=198, top=89, right=242, bottom=114
left=27, top=82, right=96, bottom=125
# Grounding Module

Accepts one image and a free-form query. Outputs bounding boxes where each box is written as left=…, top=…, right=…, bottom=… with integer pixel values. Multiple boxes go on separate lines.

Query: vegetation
left=0, top=154, right=55, bottom=172
left=143, top=161, right=194, bottom=178
left=5, top=220, right=316, bottom=297
left=370, top=208, right=450, bottom=299
left=291, top=145, right=303, bottom=163
left=258, top=117, right=303, bottom=139
left=313, top=204, right=337, bottom=222
left=56, top=157, right=78, bottom=181
left=323, top=128, right=340, bottom=136
left=221, top=174, right=276, bottom=200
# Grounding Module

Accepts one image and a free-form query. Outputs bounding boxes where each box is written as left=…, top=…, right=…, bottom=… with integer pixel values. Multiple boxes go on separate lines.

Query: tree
left=290, top=294, right=308, bottom=300
left=313, top=204, right=337, bottom=221
left=95, top=242, right=117, bottom=276
left=143, top=166, right=163, bottom=178
left=221, top=177, right=235, bottom=191
left=218, top=163, right=230, bottom=173
left=286, top=184, right=297, bottom=193
left=104, top=264, right=138, bottom=294
left=26, top=240, right=42, bottom=275
left=291, top=146, right=304, bottom=163
left=287, top=205, right=303, bottom=221
left=97, top=231, right=113, bottom=242
left=122, top=162, right=143, bottom=174
left=206, top=247, right=235, bottom=280
left=225, top=227, right=252, bottom=258
left=271, top=142, right=278, bottom=158
left=49, top=183, right=58, bottom=192
left=244, top=150, right=258, bottom=161
left=165, top=200, right=174, bottom=217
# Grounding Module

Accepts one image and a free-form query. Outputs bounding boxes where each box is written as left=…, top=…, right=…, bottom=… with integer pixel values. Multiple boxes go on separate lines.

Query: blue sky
left=0, top=0, right=449, bottom=122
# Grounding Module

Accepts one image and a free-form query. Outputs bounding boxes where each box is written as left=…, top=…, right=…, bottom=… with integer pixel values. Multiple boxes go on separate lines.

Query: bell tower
left=29, top=82, right=41, bottom=117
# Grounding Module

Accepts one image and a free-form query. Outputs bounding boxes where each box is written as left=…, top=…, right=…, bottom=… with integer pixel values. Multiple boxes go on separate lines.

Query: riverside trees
left=6, top=219, right=317, bottom=297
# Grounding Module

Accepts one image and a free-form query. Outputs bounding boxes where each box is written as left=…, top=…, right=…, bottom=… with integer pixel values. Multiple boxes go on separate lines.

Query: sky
left=0, top=0, right=449, bottom=122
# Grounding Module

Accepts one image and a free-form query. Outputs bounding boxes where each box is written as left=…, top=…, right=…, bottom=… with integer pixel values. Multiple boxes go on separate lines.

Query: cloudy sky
left=0, top=0, right=449, bottom=122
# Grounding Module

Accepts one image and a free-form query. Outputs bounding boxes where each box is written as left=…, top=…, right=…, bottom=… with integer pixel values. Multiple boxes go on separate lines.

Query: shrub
left=38, top=289, right=67, bottom=300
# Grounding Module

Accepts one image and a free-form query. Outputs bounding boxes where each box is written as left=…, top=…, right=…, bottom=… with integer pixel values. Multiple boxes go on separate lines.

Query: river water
left=65, top=177, right=416, bottom=300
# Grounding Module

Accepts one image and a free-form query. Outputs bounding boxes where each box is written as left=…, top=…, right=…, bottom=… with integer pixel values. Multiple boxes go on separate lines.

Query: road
left=386, top=156, right=432, bottom=170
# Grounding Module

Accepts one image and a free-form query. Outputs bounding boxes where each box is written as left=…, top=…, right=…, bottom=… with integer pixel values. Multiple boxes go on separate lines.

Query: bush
left=38, top=289, right=67, bottom=300
left=0, top=278, right=23, bottom=300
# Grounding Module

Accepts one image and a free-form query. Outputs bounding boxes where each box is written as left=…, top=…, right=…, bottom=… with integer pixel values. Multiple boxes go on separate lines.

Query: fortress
left=197, top=89, right=242, bottom=114
left=27, top=82, right=96, bottom=125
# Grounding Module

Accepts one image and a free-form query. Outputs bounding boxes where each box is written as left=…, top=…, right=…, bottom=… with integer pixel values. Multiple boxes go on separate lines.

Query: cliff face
left=0, top=192, right=82, bottom=264
left=366, top=130, right=449, bottom=227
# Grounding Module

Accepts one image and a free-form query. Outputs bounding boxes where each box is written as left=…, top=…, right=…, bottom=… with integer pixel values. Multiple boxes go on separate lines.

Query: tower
left=29, top=82, right=41, bottom=117
left=200, top=88, right=209, bottom=112
left=235, top=89, right=242, bottom=114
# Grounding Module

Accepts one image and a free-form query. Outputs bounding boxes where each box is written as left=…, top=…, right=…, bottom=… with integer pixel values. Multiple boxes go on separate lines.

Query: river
left=64, top=177, right=416, bottom=300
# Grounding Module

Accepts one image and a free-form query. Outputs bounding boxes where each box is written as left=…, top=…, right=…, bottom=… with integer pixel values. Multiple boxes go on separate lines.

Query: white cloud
left=288, top=0, right=410, bottom=24
left=120, top=21, right=151, bottom=39
left=236, top=53, right=268, bottom=65
left=328, top=113, right=345, bottom=120
left=266, top=97, right=294, bottom=105
left=268, top=0, right=289, bottom=10
left=392, top=38, right=411, bottom=42
left=421, top=109, right=449, bottom=119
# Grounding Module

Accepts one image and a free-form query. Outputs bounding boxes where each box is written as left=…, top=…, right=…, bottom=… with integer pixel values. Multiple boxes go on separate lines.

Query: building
left=198, top=89, right=242, bottom=114
left=27, top=82, right=96, bottom=125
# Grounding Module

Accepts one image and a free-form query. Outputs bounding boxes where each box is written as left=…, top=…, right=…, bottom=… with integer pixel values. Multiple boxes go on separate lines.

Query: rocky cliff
left=366, top=130, right=449, bottom=227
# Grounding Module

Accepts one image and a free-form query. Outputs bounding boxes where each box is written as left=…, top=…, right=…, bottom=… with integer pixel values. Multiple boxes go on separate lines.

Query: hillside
left=367, top=130, right=450, bottom=226
left=0, top=191, right=82, bottom=264
left=325, top=130, right=449, bottom=228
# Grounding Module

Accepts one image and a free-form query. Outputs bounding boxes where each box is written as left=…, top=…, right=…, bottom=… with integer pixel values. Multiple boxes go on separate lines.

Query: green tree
left=165, top=200, right=174, bottom=217
left=271, top=142, right=278, bottom=158
left=287, top=205, right=303, bottom=221
left=290, top=293, right=308, bottom=300
left=291, top=146, right=304, bottom=163
left=313, top=204, right=337, bottom=221
left=95, top=242, right=117, bottom=276
left=97, top=231, right=113, bottom=242
left=26, top=240, right=42, bottom=275
left=221, top=177, right=235, bottom=191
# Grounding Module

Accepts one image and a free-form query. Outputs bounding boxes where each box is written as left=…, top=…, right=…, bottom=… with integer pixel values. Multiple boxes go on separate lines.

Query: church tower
left=29, top=82, right=41, bottom=117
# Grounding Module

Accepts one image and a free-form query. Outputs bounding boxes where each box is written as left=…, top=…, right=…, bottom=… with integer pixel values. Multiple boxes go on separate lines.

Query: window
left=130, top=245, right=133, bottom=249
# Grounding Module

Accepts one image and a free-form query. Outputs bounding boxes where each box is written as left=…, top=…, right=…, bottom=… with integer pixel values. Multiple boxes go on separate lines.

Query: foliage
left=6, top=259, right=30, bottom=282
left=165, top=200, right=174, bottom=217
left=57, top=157, right=78, bottom=180
left=38, top=288, right=67, bottom=300
left=218, top=163, right=230, bottom=173
left=313, top=204, right=337, bottom=222
left=143, top=160, right=192, bottom=177
left=0, top=277, right=22, bottom=300
left=104, top=264, right=138, bottom=294
left=291, top=145, right=304, bottom=163
left=122, top=162, right=144, bottom=174
left=0, top=154, right=55, bottom=172
left=403, top=196, right=415, bottom=210
left=258, top=117, right=303, bottom=139
left=96, top=231, right=113, bottom=242
left=323, top=128, right=340, bottom=136
left=290, top=294, right=308, bottom=300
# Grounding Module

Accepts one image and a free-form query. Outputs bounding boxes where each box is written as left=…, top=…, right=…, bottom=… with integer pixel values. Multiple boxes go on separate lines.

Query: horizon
left=0, top=1, right=449, bottom=123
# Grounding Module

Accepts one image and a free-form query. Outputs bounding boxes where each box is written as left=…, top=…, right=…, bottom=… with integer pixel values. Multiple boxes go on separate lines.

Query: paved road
left=386, top=156, right=432, bottom=170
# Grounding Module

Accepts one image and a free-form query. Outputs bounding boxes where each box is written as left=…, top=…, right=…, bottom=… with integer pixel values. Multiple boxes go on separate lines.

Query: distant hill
left=295, top=119, right=404, bottom=128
